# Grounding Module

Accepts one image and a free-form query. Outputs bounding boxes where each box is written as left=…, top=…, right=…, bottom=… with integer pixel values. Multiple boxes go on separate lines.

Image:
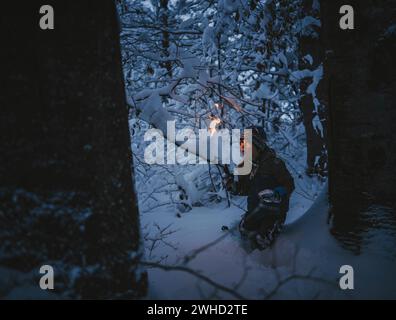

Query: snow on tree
left=118, top=0, right=326, bottom=214
left=117, top=0, right=332, bottom=299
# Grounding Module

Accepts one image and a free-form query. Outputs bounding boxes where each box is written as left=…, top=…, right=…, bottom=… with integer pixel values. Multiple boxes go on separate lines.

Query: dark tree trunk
left=159, top=0, right=172, bottom=77
left=0, top=1, right=146, bottom=298
left=320, top=0, right=396, bottom=250
left=298, top=0, right=328, bottom=177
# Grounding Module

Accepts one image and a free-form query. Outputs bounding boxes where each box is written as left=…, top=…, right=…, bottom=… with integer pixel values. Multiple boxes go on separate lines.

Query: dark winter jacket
left=235, top=145, right=295, bottom=220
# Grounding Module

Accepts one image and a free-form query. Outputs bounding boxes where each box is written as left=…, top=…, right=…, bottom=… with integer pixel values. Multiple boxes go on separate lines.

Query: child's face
left=240, top=138, right=257, bottom=159
left=240, top=139, right=245, bottom=154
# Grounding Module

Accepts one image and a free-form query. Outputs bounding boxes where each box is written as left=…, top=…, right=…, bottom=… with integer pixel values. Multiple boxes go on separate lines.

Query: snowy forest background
left=116, top=0, right=396, bottom=299
left=117, top=0, right=331, bottom=298
left=118, top=0, right=326, bottom=216
left=1, top=0, right=395, bottom=300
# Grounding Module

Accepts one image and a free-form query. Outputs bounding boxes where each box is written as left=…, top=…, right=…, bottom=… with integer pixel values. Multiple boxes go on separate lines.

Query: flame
left=209, top=117, right=221, bottom=136
left=214, top=103, right=221, bottom=109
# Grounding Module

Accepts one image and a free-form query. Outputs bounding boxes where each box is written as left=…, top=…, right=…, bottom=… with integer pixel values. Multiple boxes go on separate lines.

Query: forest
left=0, top=0, right=395, bottom=300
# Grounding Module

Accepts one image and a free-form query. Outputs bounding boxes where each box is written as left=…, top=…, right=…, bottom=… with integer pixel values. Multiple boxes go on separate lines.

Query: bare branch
left=140, top=261, right=248, bottom=300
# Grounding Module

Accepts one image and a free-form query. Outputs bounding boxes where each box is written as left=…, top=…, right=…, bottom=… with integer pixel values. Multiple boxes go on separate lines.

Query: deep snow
left=142, top=184, right=396, bottom=299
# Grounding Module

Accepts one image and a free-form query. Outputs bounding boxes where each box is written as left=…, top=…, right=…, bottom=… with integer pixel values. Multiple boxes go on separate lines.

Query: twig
left=140, top=261, right=247, bottom=300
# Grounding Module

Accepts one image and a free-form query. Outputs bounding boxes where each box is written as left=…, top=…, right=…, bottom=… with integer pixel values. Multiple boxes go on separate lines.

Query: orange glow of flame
left=208, top=117, right=221, bottom=136
left=214, top=103, right=222, bottom=109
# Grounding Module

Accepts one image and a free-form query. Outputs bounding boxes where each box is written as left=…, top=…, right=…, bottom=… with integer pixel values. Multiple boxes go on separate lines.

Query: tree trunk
left=159, top=0, right=172, bottom=77
left=320, top=0, right=396, bottom=250
left=298, top=0, right=328, bottom=177
left=0, top=1, right=146, bottom=298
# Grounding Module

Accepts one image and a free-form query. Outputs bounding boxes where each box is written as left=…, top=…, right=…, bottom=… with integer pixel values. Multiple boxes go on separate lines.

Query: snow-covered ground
left=141, top=184, right=396, bottom=299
